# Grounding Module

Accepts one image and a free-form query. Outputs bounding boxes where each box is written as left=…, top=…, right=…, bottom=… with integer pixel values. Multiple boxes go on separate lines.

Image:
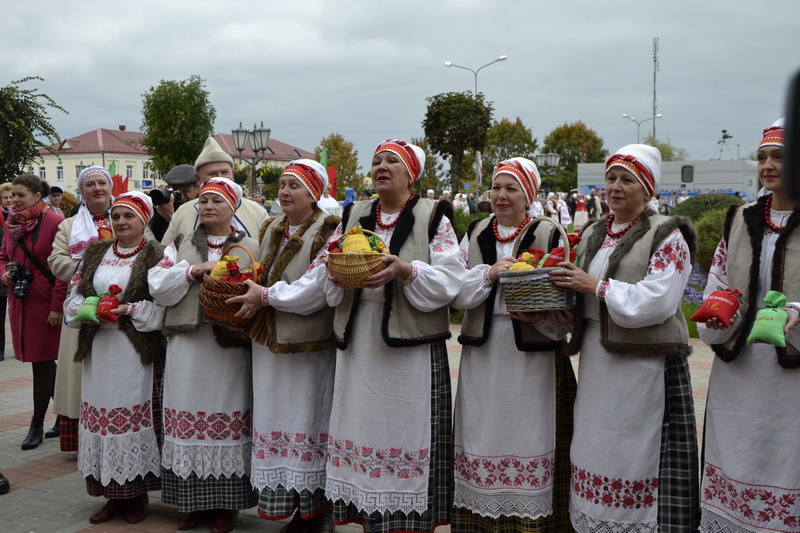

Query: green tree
left=258, top=166, right=283, bottom=199
left=641, top=135, right=690, bottom=161
left=410, top=137, right=446, bottom=194
left=0, top=77, right=67, bottom=181
left=315, top=133, right=360, bottom=201
left=140, top=75, right=216, bottom=176
left=481, top=117, right=539, bottom=189
left=422, top=91, right=494, bottom=191
left=541, top=121, right=607, bottom=191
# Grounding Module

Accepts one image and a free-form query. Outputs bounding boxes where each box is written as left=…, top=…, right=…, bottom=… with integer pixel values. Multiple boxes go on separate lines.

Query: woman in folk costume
left=549, top=144, right=700, bottom=531
left=149, top=177, right=258, bottom=533
left=451, top=158, right=577, bottom=533
left=573, top=194, right=588, bottom=232
left=64, top=192, right=166, bottom=525
left=48, top=166, right=115, bottom=451
left=318, top=139, right=463, bottom=533
left=557, top=193, right=572, bottom=227
left=546, top=193, right=559, bottom=223
left=698, top=119, right=800, bottom=533
left=0, top=174, right=66, bottom=450
left=226, top=159, right=340, bottom=533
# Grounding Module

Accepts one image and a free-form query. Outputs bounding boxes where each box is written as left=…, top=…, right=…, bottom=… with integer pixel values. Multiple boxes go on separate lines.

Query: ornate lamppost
left=231, top=121, right=271, bottom=195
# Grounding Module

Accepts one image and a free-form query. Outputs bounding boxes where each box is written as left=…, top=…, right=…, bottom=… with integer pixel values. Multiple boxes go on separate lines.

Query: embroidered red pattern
left=703, top=463, right=800, bottom=529
left=253, top=430, right=328, bottom=463
left=327, top=436, right=429, bottom=479
left=571, top=465, right=658, bottom=509
left=455, top=448, right=554, bottom=490
left=647, top=232, right=688, bottom=274
left=81, top=401, right=152, bottom=436
left=164, top=408, right=251, bottom=441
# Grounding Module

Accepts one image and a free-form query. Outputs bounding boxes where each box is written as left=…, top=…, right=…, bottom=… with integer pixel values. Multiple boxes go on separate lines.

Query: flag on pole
left=327, top=165, right=337, bottom=199
left=108, top=161, right=116, bottom=176
left=319, top=148, right=329, bottom=168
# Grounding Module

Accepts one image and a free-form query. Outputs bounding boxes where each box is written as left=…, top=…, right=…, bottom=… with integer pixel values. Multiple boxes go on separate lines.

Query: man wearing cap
left=149, top=164, right=196, bottom=242
left=48, top=186, right=65, bottom=217
left=161, top=137, right=268, bottom=245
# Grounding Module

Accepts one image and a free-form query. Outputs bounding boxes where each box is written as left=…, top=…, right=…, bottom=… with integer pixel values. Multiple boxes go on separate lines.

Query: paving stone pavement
left=0, top=321, right=714, bottom=533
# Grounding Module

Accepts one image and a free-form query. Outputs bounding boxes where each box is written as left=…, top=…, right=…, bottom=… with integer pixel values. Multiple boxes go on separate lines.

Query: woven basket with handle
left=498, top=216, right=575, bottom=313
left=327, top=229, right=388, bottom=289
left=199, top=243, right=256, bottom=328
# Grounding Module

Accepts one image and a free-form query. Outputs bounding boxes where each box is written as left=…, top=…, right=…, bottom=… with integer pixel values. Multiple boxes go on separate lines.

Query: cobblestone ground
left=0, top=321, right=713, bottom=532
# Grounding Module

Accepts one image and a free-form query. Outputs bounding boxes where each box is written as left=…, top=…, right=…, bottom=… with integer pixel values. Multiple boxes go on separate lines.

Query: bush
left=682, top=303, right=701, bottom=338
left=694, top=208, right=728, bottom=272
left=451, top=209, right=488, bottom=242
left=670, top=193, right=742, bottom=222
left=60, top=191, right=78, bottom=215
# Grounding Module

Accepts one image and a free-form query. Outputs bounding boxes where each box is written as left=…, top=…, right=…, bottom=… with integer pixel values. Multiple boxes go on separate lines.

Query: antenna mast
left=652, top=37, right=659, bottom=140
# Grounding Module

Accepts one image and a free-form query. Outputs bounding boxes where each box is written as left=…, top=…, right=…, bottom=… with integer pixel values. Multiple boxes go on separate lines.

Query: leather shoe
left=280, top=511, right=309, bottom=533
left=178, top=510, right=210, bottom=530
left=305, top=511, right=335, bottom=533
left=125, top=494, right=149, bottom=524
left=89, top=499, right=128, bottom=524
left=210, top=509, right=238, bottom=533
left=0, top=472, right=10, bottom=495
left=21, top=416, right=44, bottom=450
left=45, top=416, right=60, bottom=438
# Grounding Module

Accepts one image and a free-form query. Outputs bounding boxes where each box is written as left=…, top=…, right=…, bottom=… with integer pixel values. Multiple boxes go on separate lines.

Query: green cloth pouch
left=746, top=290, right=788, bottom=347
left=72, top=296, right=100, bottom=323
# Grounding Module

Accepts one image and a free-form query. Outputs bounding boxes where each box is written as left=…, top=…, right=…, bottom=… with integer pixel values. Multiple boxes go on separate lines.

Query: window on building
left=133, top=180, right=141, bottom=189
left=38, top=166, right=46, bottom=179
left=143, top=165, right=150, bottom=181
left=126, top=165, right=134, bottom=179
left=75, top=163, right=88, bottom=180
left=57, top=165, right=64, bottom=181
left=681, top=165, right=694, bottom=184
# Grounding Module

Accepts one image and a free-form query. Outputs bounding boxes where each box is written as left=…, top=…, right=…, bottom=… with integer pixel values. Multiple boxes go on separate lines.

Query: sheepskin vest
left=333, top=197, right=451, bottom=349
left=75, top=239, right=165, bottom=365
left=247, top=210, right=340, bottom=353
left=712, top=197, right=800, bottom=368
left=162, top=226, right=257, bottom=349
left=458, top=216, right=563, bottom=351
left=565, top=211, right=697, bottom=358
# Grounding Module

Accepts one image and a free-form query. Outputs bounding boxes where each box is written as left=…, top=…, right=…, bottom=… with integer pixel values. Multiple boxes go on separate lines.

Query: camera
left=149, top=188, right=182, bottom=208
left=6, top=262, right=33, bottom=299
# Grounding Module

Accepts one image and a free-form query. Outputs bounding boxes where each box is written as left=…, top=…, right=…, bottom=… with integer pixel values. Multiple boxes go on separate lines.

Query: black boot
left=44, top=416, right=60, bottom=438
left=21, top=415, right=44, bottom=450
left=0, top=472, right=9, bottom=494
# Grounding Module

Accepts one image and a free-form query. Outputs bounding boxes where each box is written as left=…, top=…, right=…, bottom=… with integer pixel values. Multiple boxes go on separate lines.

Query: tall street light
left=621, top=113, right=662, bottom=143
left=535, top=153, right=561, bottom=193
left=231, top=121, right=271, bottom=195
left=444, top=55, right=508, bottom=95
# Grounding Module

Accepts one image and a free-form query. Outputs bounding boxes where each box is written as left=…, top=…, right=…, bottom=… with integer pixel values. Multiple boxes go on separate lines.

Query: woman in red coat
left=0, top=174, right=67, bottom=450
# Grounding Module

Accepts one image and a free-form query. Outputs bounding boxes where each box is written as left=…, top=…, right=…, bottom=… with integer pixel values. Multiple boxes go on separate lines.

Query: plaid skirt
left=160, top=469, right=258, bottom=512
left=84, top=356, right=165, bottom=499
left=59, top=416, right=79, bottom=452
left=258, top=487, right=331, bottom=520
left=332, top=340, right=453, bottom=533
left=452, top=352, right=577, bottom=533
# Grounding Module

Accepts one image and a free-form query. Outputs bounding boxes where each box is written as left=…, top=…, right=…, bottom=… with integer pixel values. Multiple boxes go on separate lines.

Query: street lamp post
left=621, top=113, right=662, bottom=143
left=535, top=153, right=561, bottom=193
left=444, top=55, right=508, bottom=95
left=231, top=121, right=271, bottom=195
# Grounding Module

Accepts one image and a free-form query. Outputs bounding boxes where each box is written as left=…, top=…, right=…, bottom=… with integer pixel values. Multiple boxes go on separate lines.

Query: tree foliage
left=140, top=75, right=216, bottom=176
left=694, top=208, right=729, bottom=271
left=641, top=135, right=690, bottom=161
left=422, top=91, right=494, bottom=191
left=541, top=121, right=607, bottom=192
left=258, top=166, right=283, bottom=199
left=481, top=117, right=539, bottom=189
left=59, top=190, right=78, bottom=215
left=0, top=77, right=67, bottom=182
left=315, top=133, right=361, bottom=201
left=410, top=137, right=446, bottom=195
left=669, top=192, right=743, bottom=222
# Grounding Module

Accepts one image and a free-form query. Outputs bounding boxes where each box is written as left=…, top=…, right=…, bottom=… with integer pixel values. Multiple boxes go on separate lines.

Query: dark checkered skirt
left=656, top=354, right=700, bottom=531
left=59, top=416, right=79, bottom=452
left=452, top=352, right=577, bottom=533
left=332, top=340, right=453, bottom=533
left=258, top=487, right=331, bottom=520
left=85, top=357, right=165, bottom=499
left=160, top=469, right=258, bottom=512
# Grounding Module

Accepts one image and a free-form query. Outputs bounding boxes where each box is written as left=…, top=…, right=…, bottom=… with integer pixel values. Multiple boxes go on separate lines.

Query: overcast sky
left=4, top=0, right=799, bottom=177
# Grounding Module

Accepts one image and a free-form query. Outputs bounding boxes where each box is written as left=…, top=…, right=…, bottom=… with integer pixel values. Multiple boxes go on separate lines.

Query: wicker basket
left=199, top=243, right=256, bottom=328
left=498, top=217, right=575, bottom=313
left=327, top=229, right=388, bottom=289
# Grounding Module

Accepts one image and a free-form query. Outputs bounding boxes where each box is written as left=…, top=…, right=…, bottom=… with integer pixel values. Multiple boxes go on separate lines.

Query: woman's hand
left=488, top=256, right=518, bottom=282
left=362, top=255, right=413, bottom=289
left=190, top=260, right=217, bottom=280
left=1, top=272, right=13, bottom=288
left=226, top=279, right=266, bottom=319
left=785, top=307, right=799, bottom=333
left=47, top=311, right=63, bottom=328
left=549, top=261, right=599, bottom=295
left=705, top=317, right=729, bottom=330
left=110, top=304, right=130, bottom=316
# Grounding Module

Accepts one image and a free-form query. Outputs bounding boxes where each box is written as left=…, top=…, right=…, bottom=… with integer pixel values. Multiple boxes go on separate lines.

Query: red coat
left=0, top=211, right=67, bottom=362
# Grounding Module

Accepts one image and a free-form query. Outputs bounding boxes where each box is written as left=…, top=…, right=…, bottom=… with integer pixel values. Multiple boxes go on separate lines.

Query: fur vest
left=458, top=216, right=563, bottom=351
left=565, top=210, right=697, bottom=358
left=712, top=197, right=800, bottom=367
left=247, top=210, right=340, bottom=353
left=162, top=226, right=257, bottom=349
left=75, top=239, right=166, bottom=365
left=333, top=196, right=453, bottom=349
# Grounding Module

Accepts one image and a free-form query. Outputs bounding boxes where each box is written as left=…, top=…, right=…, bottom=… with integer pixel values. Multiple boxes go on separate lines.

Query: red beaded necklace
left=605, top=213, right=641, bottom=239
left=764, top=195, right=786, bottom=233
left=376, top=194, right=416, bottom=229
left=112, top=237, right=147, bottom=259
left=493, top=214, right=531, bottom=243
left=207, top=240, right=225, bottom=249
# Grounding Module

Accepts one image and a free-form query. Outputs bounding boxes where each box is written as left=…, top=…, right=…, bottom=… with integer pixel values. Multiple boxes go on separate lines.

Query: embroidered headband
left=492, top=157, right=541, bottom=204
left=281, top=159, right=328, bottom=202
left=199, top=177, right=242, bottom=212
left=112, top=192, right=153, bottom=225
left=78, top=166, right=111, bottom=190
left=374, top=139, right=425, bottom=183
